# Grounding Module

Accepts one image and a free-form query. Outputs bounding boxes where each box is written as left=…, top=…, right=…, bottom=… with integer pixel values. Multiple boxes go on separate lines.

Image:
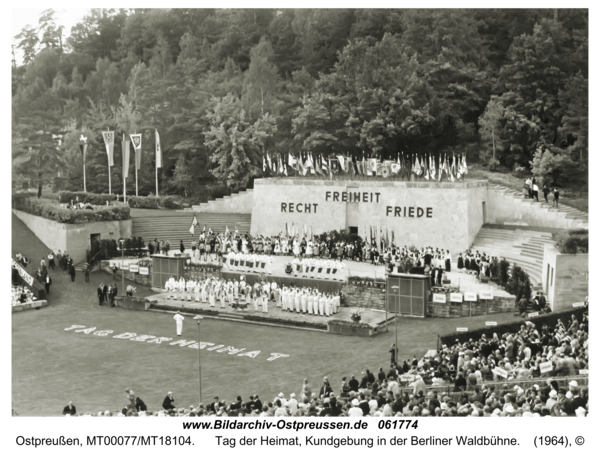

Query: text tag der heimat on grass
left=64, top=325, right=289, bottom=361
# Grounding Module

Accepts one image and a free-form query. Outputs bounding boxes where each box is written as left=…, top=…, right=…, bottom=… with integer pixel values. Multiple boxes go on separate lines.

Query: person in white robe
left=173, top=312, right=185, bottom=336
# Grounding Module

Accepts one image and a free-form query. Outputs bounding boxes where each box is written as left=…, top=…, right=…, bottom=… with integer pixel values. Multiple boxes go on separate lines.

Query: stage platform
left=158, top=250, right=511, bottom=298
left=146, top=291, right=392, bottom=330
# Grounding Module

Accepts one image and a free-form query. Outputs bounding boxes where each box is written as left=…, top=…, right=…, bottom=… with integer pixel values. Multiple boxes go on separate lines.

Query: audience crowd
left=61, top=310, right=588, bottom=418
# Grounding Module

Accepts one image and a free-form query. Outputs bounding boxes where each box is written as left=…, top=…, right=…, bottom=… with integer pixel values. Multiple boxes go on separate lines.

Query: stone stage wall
left=250, top=179, right=488, bottom=253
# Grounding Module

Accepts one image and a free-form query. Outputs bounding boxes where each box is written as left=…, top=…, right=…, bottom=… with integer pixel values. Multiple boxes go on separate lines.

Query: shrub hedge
left=127, top=195, right=180, bottom=209
left=58, top=191, right=118, bottom=205
left=13, top=196, right=130, bottom=223
left=554, top=229, right=588, bottom=254
left=440, top=307, right=588, bottom=347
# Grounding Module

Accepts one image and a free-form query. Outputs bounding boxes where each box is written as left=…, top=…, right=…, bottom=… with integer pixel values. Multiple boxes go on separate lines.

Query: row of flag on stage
left=366, top=225, right=399, bottom=252
left=280, top=222, right=312, bottom=239
left=188, top=216, right=237, bottom=238
left=262, top=151, right=468, bottom=181
left=78, top=129, right=163, bottom=176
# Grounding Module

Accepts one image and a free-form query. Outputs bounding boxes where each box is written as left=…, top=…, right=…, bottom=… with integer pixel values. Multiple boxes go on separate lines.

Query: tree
left=38, top=9, right=64, bottom=50
left=478, top=97, right=505, bottom=168
left=204, top=94, right=277, bottom=186
left=14, top=25, right=39, bottom=65
left=12, top=91, right=66, bottom=197
left=558, top=71, right=588, bottom=169
left=242, top=38, right=281, bottom=118
left=170, top=154, right=193, bottom=196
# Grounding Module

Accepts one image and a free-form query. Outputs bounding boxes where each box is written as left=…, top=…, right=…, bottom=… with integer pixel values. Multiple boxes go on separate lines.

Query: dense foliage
left=13, top=196, right=130, bottom=223
left=12, top=9, right=588, bottom=199
left=554, top=228, right=588, bottom=254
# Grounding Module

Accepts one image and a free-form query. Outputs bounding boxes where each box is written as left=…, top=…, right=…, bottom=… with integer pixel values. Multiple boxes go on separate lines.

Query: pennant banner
left=129, top=134, right=142, bottom=170
left=79, top=134, right=88, bottom=163
left=155, top=129, right=162, bottom=168
left=102, top=131, right=115, bottom=167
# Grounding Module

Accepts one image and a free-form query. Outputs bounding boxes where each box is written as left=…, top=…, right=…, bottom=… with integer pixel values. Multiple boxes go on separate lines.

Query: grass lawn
left=12, top=213, right=524, bottom=416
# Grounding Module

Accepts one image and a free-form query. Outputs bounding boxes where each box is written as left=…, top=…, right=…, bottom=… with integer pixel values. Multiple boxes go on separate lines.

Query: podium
left=386, top=273, right=431, bottom=318
left=152, top=255, right=186, bottom=289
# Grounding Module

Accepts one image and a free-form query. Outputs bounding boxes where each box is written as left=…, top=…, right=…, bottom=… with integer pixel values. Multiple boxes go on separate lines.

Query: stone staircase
left=469, top=226, right=555, bottom=291
left=132, top=213, right=252, bottom=242
left=191, top=189, right=253, bottom=214
left=487, top=184, right=588, bottom=230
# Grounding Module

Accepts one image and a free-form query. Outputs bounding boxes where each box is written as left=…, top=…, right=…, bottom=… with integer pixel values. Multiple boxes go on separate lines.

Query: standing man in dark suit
left=110, top=283, right=118, bottom=306
left=207, top=396, right=224, bottom=414
left=97, top=284, right=105, bottom=306
left=68, top=263, right=76, bottom=282
left=103, top=283, right=108, bottom=302
left=553, top=188, right=560, bottom=207
left=62, top=401, right=76, bottom=416
left=45, top=275, right=52, bottom=295
left=348, top=375, right=359, bottom=392
left=84, top=263, right=90, bottom=283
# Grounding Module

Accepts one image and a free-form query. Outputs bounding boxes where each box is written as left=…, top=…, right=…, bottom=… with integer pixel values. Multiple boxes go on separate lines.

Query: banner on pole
left=130, top=134, right=142, bottom=169
left=480, top=291, right=493, bottom=300
left=102, top=131, right=115, bottom=166
left=539, top=361, right=553, bottom=374
left=129, top=264, right=139, bottom=273
left=155, top=129, right=162, bottom=168
left=139, top=267, right=149, bottom=275
left=122, top=134, right=131, bottom=179
left=79, top=134, right=88, bottom=163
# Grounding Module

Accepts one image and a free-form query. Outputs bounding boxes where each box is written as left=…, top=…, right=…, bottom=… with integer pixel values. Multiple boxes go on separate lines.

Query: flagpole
left=83, top=160, right=86, bottom=192
left=156, top=166, right=159, bottom=197
left=135, top=131, right=139, bottom=196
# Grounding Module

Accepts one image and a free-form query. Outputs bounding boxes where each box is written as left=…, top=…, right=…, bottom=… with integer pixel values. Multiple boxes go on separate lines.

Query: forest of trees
left=12, top=8, right=588, bottom=199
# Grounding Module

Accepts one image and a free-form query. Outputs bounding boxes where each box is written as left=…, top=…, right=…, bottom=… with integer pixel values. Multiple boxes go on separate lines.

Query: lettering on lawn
left=64, top=325, right=288, bottom=362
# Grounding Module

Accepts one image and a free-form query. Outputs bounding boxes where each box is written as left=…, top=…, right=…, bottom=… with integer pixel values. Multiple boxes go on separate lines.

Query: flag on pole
left=122, top=134, right=130, bottom=179
left=189, top=215, right=198, bottom=235
left=102, top=131, right=115, bottom=166
left=288, top=153, right=297, bottom=171
left=266, top=153, right=272, bottom=171
left=79, top=134, right=88, bottom=163
left=337, top=155, right=346, bottom=173
left=263, top=155, right=266, bottom=172
left=463, top=153, right=468, bottom=175
left=155, top=129, right=162, bottom=168
left=129, top=134, right=142, bottom=169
